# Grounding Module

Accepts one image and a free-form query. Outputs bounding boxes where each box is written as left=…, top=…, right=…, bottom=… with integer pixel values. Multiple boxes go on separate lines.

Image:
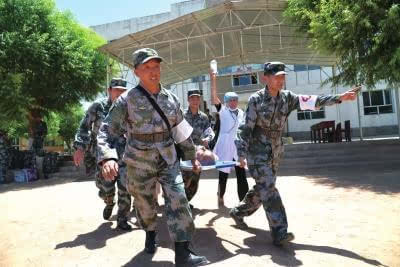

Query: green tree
left=284, top=0, right=400, bottom=88
left=58, top=105, right=84, bottom=152
left=0, top=0, right=108, bottom=137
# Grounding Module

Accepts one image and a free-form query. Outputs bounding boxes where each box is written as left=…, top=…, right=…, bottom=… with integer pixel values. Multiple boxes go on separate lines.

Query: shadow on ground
left=0, top=176, right=93, bottom=194
left=124, top=206, right=386, bottom=267
left=55, top=222, right=139, bottom=250
left=236, top=227, right=387, bottom=267
left=192, top=205, right=231, bottom=226
left=280, top=166, right=400, bottom=195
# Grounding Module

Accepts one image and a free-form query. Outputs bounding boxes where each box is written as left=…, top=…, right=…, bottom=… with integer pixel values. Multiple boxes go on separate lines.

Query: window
left=297, top=107, right=325, bottom=120
left=232, top=73, right=258, bottom=86
left=362, top=89, right=393, bottom=115
left=191, top=75, right=206, bottom=83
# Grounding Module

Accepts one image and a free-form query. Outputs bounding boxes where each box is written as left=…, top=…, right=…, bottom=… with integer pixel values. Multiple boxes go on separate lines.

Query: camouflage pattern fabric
left=126, top=161, right=194, bottom=241
left=97, top=85, right=196, bottom=242
left=182, top=170, right=200, bottom=201
left=233, top=87, right=342, bottom=236
left=74, top=98, right=113, bottom=160
left=96, top=163, right=131, bottom=220
left=183, top=108, right=214, bottom=146
left=74, top=97, right=131, bottom=221
left=182, top=108, right=214, bottom=201
left=32, top=120, right=47, bottom=154
left=42, top=152, right=59, bottom=177
left=0, top=135, right=9, bottom=183
left=83, top=150, right=96, bottom=176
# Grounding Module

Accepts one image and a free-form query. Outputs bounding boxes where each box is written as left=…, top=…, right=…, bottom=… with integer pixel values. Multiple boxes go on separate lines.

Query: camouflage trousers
left=32, top=137, right=45, bottom=154
left=232, top=163, right=288, bottom=237
left=126, top=159, right=194, bottom=242
left=0, top=164, right=6, bottom=183
left=182, top=170, right=201, bottom=202
left=84, top=151, right=97, bottom=177
left=96, top=166, right=131, bottom=221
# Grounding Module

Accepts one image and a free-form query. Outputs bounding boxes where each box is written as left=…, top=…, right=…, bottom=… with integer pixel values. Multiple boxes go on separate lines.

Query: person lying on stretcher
left=181, top=146, right=238, bottom=171
left=195, top=145, right=218, bottom=166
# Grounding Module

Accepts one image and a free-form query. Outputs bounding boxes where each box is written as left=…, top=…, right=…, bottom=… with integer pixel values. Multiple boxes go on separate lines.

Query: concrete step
left=58, top=165, right=84, bottom=173
left=284, top=139, right=399, bottom=152
left=283, top=145, right=399, bottom=159
left=60, top=161, right=76, bottom=167
left=48, top=171, right=88, bottom=179
left=279, top=158, right=400, bottom=171
left=47, top=161, right=88, bottom=179
left=281, top=152, right=398, bottom=165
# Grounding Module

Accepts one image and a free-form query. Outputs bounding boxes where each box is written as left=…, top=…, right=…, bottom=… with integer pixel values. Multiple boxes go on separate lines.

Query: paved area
left=1, top=167, right=399, bottom=267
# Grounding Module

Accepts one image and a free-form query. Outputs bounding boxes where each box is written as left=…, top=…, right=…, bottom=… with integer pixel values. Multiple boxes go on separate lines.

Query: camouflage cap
left=264, top=62, right=287, bottom=76
left=109, top=78, right=128, bottom=90
left=132, top=48, right=163, bottom=68
left=187, top=89, right=202, bottom=97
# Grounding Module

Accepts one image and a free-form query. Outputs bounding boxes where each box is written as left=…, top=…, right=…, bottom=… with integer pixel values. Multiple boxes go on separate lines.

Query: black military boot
left=229, top=208, right=248, bottom=230
left=103, top=196, right=115, bottom=220
left=272, top=230, right=295, bottom=246
left=144, top=231, right=157, bottom=254
left=103, top=203, right=115, bottom=220
left=175, top=241, right=209, bottom=267
left=117, top=218, right=132, bottom=231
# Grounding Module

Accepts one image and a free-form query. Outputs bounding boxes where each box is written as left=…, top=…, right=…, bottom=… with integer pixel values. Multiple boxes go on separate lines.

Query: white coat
left=213, top=105, right=244, bottom=173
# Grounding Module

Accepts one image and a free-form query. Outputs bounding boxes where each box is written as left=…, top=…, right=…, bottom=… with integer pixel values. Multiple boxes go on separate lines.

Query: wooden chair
left=335, top=122, right=342, bottom=142
left=336, top=120, right=351, bottom=142
left=343, top=120, right=351, bottom=142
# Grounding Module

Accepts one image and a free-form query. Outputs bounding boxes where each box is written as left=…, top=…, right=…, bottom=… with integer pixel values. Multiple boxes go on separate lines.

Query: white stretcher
left=180, top=160, right=238, bottom=171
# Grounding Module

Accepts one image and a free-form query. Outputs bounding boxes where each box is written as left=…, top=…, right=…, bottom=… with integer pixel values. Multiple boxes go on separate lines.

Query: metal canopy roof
left=100, top=0, right=337, bottom=85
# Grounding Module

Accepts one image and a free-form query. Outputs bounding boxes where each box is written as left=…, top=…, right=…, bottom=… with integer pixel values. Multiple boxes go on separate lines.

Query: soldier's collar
left=158, top=86, right=169, bottom=96
left=264, top=86, right=281, bottom=100
left=186, top=108, right=199, bottom=116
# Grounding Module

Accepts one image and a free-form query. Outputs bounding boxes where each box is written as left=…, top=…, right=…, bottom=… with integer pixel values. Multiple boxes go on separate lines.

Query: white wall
left=285, top=67, right=398, bottom=134
left=91, top=0, right=205, bottom=42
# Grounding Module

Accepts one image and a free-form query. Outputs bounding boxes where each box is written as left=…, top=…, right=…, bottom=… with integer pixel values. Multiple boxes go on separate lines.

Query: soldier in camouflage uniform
left=0, top=130, right=10, bottom=183
left=182, top=88, right=215, bottom=207
left=31, top=118, right=47, bottom=155
left=99, top=48, right=208, bottom=267
left=73, top=78, right=132, bottom=231
left=230, top=62, right=359, bottom=246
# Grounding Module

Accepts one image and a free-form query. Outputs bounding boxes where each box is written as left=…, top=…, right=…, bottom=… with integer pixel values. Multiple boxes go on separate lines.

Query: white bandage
left=172, top=119, right=193, bottom=144
left=201, top=127, right=215, bottom=140
left=299, top=95, right=318, bottom=111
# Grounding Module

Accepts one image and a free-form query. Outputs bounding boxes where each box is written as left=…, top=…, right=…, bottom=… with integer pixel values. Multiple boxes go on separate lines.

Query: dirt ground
left=1, top=167, right=399, bottom=267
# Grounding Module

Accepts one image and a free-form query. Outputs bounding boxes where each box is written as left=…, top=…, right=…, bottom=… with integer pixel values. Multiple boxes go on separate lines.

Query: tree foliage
left=0, top=0, right=108, bottom=135
left=58, top=104, right=84, bottom=151
left=284, top=0, right=400, bottom=88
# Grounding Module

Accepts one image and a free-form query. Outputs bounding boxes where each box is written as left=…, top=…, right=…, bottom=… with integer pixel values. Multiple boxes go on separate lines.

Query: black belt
left=131, top=132, right=171, bottom=143
left=253, top=126, right=282, bottom=139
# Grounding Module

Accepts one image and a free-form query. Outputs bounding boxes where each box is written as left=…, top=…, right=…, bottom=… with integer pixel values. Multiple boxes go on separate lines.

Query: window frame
left=362, top=89, right=393, bottom=115
left=297, top=107, right=326, bottom=121
left=232, top=72, right=259, bottom=87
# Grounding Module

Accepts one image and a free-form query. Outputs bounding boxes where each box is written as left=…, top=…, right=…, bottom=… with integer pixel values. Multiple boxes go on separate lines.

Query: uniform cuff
left=98, top=149, right=119, bottom=164
left=73, top=143, right=86, bottom=151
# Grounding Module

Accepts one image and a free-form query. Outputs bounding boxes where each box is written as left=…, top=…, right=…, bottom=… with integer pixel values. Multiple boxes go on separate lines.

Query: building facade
left=91, top=0, right=399, bottom=140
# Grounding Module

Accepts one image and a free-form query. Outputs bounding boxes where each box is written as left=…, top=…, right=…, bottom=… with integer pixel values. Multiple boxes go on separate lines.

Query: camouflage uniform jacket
left=184, top=108, right=214, bottom=146
left=33, top=121, right=47, bottom=138
left=236, top=87, right=342, bottom=168
left=0, top=135, right=9, bottom=165
left=74, top=98, right=126, bottom=163
left=97, top=85, right=196, bottom=169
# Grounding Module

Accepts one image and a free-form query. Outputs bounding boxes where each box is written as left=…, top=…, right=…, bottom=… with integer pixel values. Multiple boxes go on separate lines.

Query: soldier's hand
left=239, top=157, right=247, bottom=169
left=73, top=149, right=84, bottom=166
left=102, top=160, right=119, bottom=181
left=191, top=159, right=202, bottom=174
